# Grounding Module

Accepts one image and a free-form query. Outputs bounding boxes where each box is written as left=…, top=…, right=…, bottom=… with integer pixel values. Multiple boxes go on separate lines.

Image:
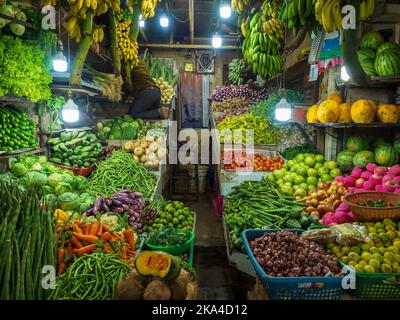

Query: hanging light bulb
left=275, top=90, right=292, bottom=122
left=139, top=14, right=145, bottom=28
left=52, top=40, right=68, bottom=72
left=160, top=13, right=169, bottom=28
left=212, top=32, right=222, bottom=48
left=62, top=90, right=79, bottom=123
left=220, top=1, right=232, bottom=19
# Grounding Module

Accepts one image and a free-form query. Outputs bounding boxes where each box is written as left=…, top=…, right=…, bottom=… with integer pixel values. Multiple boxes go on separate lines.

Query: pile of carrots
left=222, top=151, right=284, bottom=171
left=56, top=220, right=136, bottom=275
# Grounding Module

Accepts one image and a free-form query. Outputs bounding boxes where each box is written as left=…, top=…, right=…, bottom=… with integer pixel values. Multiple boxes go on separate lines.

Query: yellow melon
left=377, top=104, right=399, bottom=123
left=306, top=104, right=319, bottom=123
left=327, top=93, right=343, bottom=105
left=350, top=99, right=377, bottom=123
left=317, top=100, right=340, bottom=123
left=338, top=103, right=352, bottom=123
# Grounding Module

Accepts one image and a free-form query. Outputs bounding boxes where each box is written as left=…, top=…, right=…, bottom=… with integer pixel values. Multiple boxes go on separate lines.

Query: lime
left=383, top=218, right=395, bottom=227
left=168, top=223, right=174, bottom=228
left=363, top=265, right=375, bottom=273
left=360, top=244, right=370, bottom=252
left=348, top=261, right=357, bottom=267
left=307, top=168, right=318, bottom=177
left=358, top=260, right=367, bottom=267
left=330, top=168, right=342, bottom=177
left=295, top=153, right=305, bottom=163
left=293, top=175, right=306, bottom=185
left=306, top=176, right=318, bottom=185
left=273, top=169, right=284, bottom=179
left=361, top=252, right=373, bottom=262
left=166, top=214, right=173, bottom=221
left=369, top=259, right=380, bottom=270
left=395, top=254, right=400, bottom=263
left=315, top=154, right=325, bottom=163
left=381, top=264, right=392, bottom=273
left=365, top=239, right=375, bottom=247
left=393, top=240, right=400, bottom=248
left=296, top=166, right=308, bottom=177
left=375, top=222, right=384, bottom=229
left=378, top=247, right=387, bottom=255
left=384, top=251, right=395, bottom=261
left=172, top=218, right=179, bottom=225
left=385, top=225, right=395, bottom=232
left=350, top=246, right=361, bottom=254
left=355, top=264, right=364, bottom=273
left=386, top=231, right=396, bottom=240
left=308, top=185, right=317, bottom=191
left=369, top=246, right=378, bottom=254
left=370, top=233, right=380, bottom=243
left=387, top=246, right=399, bottom=255
left=368, top=227, right=377, bottom=234
left=331, top=246, right=341, bottom=254
left=178, top=215, right=185, bottom=222
left=287, top=159, right=296, bottom=168
left=304, top=156, right=316, bottom=168
left=341, top=246, right=351, bottom=255
left=383, top=258, right=392, bottom=266
left=348, top=252, right=360, bottom=262
left=326, top=160, right=337, bottom=170
left=318, top=166, right=330, bottom=176
left=320, top=173, right=333, bottom=183
left=314, top=163, right=323, bottom=170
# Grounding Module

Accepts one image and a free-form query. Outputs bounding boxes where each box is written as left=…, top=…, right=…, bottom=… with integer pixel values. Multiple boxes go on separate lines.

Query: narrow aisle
left=184, top=193, right=254, bottom=300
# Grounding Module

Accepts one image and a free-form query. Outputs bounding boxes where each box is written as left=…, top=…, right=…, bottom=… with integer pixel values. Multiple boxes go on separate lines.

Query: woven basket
left=344, top=192, right=400, bottom=221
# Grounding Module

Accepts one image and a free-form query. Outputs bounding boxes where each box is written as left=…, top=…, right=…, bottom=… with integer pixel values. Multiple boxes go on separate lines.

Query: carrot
left=103, top=243, right=114, bottom=254
left=101, top=232, right=113, bottom=241
left=76, top=244, right=96, bottom=257
left=66, top=243, right=74, bottom=260
left=73, top=232, right=99, bottom=243
left=71, top=236, right=83, bottom=249
left=72, top=248, right=79, bottom=254
left=81, top=224, right=90, bottom=235
left=123, top=229, right=135, bottom=251
left=120, top=243, right=128, bottom=260
left=57, top=248, right=65, bottom=266
left=102, top=224, right=111, bottom=232
left=89, top=221, right=100, bottom=236
left=73, top=223, right=83, bottom=234
left=57, top=262, right=67, bottom=276
left=96, top=223, right=103, bottom=237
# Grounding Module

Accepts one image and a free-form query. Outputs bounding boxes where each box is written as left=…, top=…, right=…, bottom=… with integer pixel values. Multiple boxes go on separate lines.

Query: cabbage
left=10, top=162, right=27, bottom=177
left=22, top=156, right=37, bottom=168
left=42, top=185, right=54, bottom=195
left=74, top=175, right=89, bottom=192
left=61, top=173, right=74, bottom=186
left=0, top=5, right=16, bottom=18
left=44, top=194, right=57, bottom=204
left=37, top=155, right=47, bottom=164
left=30, top=162, right=42, bottom=171
left=0, top=18, right=7, bottom=28
left=10, top=23, right=25, bottom=36
left=55, top=182, right=72, bottom=196
left=26, top=171, right=47, bottom=187
left=48, top=173, right=63, bottom=188
left=58, top=192, right=80, bottom=211
left=79, top=202, right=92, bottom=213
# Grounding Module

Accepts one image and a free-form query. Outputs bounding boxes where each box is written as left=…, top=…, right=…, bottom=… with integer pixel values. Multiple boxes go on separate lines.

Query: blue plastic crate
left=242, top=229, right=344, bottom=300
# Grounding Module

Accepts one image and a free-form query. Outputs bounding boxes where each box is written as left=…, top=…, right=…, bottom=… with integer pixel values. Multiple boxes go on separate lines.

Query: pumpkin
left=376, top=104, right=399, bottom=123
left=317, top=100, right=340, bottom=123
left=338, top=103, right=352, bottom=123
left=327, top=93, right=343, bottom=105
left=306, top=104, right=319, bottom=123
left=375, top=143, right=398, bottom=166
left=350, top=99, right=377, bottom=123
left=135, top=251, right=181, bottom=281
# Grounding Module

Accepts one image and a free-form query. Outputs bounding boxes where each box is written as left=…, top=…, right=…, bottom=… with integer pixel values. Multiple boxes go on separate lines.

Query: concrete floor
left=184, top=193, right=255, bottom=300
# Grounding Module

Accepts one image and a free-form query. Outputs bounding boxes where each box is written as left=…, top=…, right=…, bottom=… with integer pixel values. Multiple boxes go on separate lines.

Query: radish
left=366, top=163, right=377, bottom=173
left=369, top=174, right=382, bottom=186
left=393, top=176, right=400, bottom=184
left=375, top=184, right=384, bottom=192
left=363, top=180, right=375, bottom=190
left=337, top=202, right=350, bottom=211
left=388, top=165, right=400, bottom=176
left=332, top=210, right=351, bottom=224
left=335, top=176, right=344, bottom=183
left=374, top=166, right=388, bottom=175
left=383, top=181, right=398, bottom=192
left=345, top=210, right=357, bottom=222
left=355, top=178, right=365, bottom=188
left=343, top=176, right=356, bottom=188
left=351, top=166, right=363, bottom=179
left=382, top=174, right=395, bottom=184
left=395, top=188, right=400, bottom=194
left=360, top=171, right=372, bottom=180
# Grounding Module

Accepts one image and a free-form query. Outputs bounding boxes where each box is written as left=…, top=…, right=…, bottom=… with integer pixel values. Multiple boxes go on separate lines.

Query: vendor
left=127, top=59, right=169, bottom=119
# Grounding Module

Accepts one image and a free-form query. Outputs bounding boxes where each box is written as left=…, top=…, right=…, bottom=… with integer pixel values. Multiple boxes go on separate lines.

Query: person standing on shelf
left=126, top=59, right=169, bottom=119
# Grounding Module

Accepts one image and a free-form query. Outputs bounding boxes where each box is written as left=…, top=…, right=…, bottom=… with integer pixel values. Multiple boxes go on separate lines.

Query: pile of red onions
left=250, top=231, right=342, bottom=277
left=210, top=84, right=267, bottom=103
left=83, top=190, right=155, bottom=234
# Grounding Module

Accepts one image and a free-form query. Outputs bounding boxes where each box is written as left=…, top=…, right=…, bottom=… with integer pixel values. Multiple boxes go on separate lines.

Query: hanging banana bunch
left=228, top=59, right=246, bottom=85
left=41, top=0, right=58, bottom=5
left=141, top=0, right=159, bottom=19
left=280, top=0, right=317, bottom=35
left=116, top=9, right=139, bottom=68
left=231, top=0, right=250, bottom=14
left=260, top=0, right=284, bottom=41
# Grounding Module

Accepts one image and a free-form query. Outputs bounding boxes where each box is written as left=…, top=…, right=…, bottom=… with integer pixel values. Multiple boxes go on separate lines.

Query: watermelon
left=375, top=143, right=398, bottom=166
left=346, top=135, right=369, bottom=153
left=360, top=32, right=385, bottom=51
left=336, top=150, right=356, bottom=168
left=372, top=137, right=388, bottom=150
left=358, top=49, right=376, bottom=62
left=353, top=151, right=375, bottom=168
left=360, top=59, right=377, bottom=76
left=375, top=49, right=400, bottom=76
left=377, top=42, right=400, bottom=55
left=394, top=137, right=400, bottom=154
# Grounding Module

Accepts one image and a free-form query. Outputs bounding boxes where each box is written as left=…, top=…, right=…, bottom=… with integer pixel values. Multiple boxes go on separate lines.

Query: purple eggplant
left=133, top=192, right=142, bottom=198
left=93, top=198, right=103, bottom=214
left=102, top=201, right=110, bottom=212
left=113, top=207, right=124, bottom=213
left=84, top=208, right=94, bottom=216
left=115, top=194, right=131, bottom=204
left=105, top=199, right=112, bottom=206
left=122, top=204, right=130, bottom=211
left=112, top=199, right=123, bottom=207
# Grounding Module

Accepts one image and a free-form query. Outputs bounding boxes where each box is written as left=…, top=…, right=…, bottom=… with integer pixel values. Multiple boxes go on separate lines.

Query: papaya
left=350, top=99, right=377, bottom=123
left=338, top=103, right=352, bottom=123
left=327, top=92, right=343, bottom=105
left=376, top=104, right=399, bottom=123
left=317, top=99, right=340, bottom=123
left=306, top=104, right=319, bottom=123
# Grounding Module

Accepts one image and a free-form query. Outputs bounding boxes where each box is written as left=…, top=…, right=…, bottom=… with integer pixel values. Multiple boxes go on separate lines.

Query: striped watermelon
left=358, top=49, right=376, bottom=62
left=377, top=42, right=400, bottom=55
left=360, top=32, right=384, bottom=51
left=375, top=49, right=400, bottom=76
left=375, top=143, right=398, bottom=166
left=360, top=59, right=377, bottom=76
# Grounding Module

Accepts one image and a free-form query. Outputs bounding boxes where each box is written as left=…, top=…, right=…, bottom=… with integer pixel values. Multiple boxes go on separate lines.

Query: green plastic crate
left=355, top=272, right=400, bottom=299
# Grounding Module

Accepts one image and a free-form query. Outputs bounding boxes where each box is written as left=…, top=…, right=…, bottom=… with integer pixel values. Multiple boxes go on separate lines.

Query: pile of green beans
left=88, top=150, right=157, bottom=199
left=49, top=252, right=130, bottom=300
left=224, top=178, right=304, bottom=249
left=0, top=181, right=57, bottom=300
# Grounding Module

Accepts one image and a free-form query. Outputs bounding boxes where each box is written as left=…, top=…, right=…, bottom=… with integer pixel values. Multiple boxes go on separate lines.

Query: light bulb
left=275, top=97, right=292, bottom=122
left=52, top=51, right=68, bottom=72
left=341, top=65, right=350, bottom=82
left=220, top=4, right=231, bottom=19
left=212, top=33, right=222, bottom=48
left=160, top=15, right=169, bottom=28
left=62, top=98, right=79, bottom=123
left=139, top=14, right=145, bottom=28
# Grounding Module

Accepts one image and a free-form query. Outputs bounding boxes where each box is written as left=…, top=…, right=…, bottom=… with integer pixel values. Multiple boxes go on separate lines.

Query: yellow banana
left=98, top=28, right=104, bottom=42
left=90, top=0, right=97, bottom=10
left=84, top=0, right=91, bottom=8
left=66, top=16, right=78, bottom=31
left=77, top=0, right=83, bottom=10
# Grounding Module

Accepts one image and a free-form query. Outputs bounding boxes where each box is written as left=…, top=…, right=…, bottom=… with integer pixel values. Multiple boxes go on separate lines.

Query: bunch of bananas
left=242, top=9, right=283, bottom=79
left=41, top=0, right=58, bottom=5
left=92, top=27, right=104, bottom=43
left=65, top=15, right=82, bottom=43
left=314, top=0, right=343, bottom=32
left=359, top=0, right=376, bottom=21
left=141, top=0, right=159, bottom=19
left=231, top=0, right=250, bottom=14
left=228, top=59, right=246, bottom=85
left=261, top=1, right=284, bottom=43
left=116, top=10, right=139, bottom=66
left=280, top=0, right=315, bottom=34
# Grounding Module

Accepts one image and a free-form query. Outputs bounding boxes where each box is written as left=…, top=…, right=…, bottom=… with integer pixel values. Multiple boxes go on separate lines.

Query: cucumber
left=73, top=146, right=83, bottom=154
left=49, top=157, right=62, bottom=164
left=81, top=146, right=93, bottom=152
left=65, top=138, right=82, bottom=146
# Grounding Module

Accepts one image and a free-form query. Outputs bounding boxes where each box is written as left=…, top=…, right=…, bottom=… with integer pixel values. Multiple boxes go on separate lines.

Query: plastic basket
left=145, top=231, right=195, bottom=256
left=242, top=229, right=344, bottom=300
left=52, top=163, right=94, bottom=177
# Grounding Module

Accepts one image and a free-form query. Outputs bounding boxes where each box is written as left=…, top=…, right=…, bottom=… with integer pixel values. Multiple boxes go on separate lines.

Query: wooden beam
left=139, top=43, right=240, bottom=50
left=189, top=0, right=194, bottom=44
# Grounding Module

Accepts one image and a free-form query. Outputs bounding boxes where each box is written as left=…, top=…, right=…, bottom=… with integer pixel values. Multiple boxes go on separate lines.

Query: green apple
left=296, top=166, right=308, bottom=177
left=314, top=163, right=323, bottom=170
left=330, top=168, right=342, bottom=177
left=294, top=175, right=306, bottom=185
left=295, top=153, right=305, bottom=163
left=307, top=168, right=318, bottom=177
left=308, top=185, right=317, bottom=191
left=273, top=169, right=284, bottom=179
left=318, top=166, right=330, bottom=176
left=304, top=156, right=316, bottom=168
left=294, top=188, right=307, bottom=198
left=315, top=154, right=325, bottom=163
left=325, top=160, right=337, bottom=169
left=287, top=159, right=296, bottom=168
left=299, top=183, right=308, bottom=190
left=320, top=173, right=333, bottom=183
left=306, top=176, right=318, bottom=185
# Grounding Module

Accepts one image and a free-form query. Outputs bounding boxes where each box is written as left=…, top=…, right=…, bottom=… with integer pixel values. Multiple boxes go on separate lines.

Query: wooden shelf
left=0, top=147, right=46, bottom=159
left=0, top=13, right=36, bottom=29
left=0, top=95, right=35, bottom=106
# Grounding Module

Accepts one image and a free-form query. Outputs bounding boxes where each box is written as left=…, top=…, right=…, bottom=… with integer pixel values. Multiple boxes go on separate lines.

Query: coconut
left=115, top=271, right=148, bottom=300
left=143, top=280, right=171, bottom=300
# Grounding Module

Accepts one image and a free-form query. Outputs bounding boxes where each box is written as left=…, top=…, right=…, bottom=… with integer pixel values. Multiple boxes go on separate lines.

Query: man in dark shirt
left=127, top=59, right=169, bottom=119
